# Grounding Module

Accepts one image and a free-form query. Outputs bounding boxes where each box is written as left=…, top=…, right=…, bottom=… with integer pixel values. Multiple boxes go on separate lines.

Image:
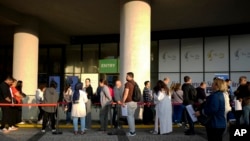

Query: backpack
left=132, top=82, right=142, bottom=102
left=91, top=86, right=101, bottom=104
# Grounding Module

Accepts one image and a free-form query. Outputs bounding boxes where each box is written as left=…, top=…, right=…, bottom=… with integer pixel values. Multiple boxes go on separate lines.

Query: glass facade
left=2, top=32, right=249, bottom=93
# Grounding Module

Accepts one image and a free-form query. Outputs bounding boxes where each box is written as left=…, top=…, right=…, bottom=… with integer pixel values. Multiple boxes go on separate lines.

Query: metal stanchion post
left=52, top=103, right=63, bottom=135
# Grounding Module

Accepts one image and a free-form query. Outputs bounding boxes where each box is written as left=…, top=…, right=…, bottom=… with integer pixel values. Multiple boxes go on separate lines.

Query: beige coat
left=71, top=90, right=88, bottom=117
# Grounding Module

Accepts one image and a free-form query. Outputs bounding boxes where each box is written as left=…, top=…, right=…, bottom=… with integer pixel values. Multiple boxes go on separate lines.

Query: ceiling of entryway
left=0, top=0, right=250, bottom=44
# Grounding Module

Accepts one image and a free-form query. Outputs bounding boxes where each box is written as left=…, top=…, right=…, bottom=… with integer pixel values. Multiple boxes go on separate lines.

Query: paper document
left=235, top=99, right=242, bottom=111
left=121, top=105, right=128, bottom=116
left=186, top=104, right=197, bottom=122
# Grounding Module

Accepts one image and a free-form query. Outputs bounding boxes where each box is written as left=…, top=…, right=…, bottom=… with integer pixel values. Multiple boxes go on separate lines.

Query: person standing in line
left=182, top=76, right=197, bottom=135
left=195, top=82, right=207, bottom=104
left=171, top=83, right=184, bottom=127
left=15, top=80, right=26, bottom=124
left=163, top=77, right=170, bottom=86
left=222, top=80, right=232, bottom=119
left=36, top=84, right=46, bottom=124
left=63, top=83, right=73, bottom=125
left=41, top=81, right=59, bottom=133
left=10, top=79, right=23, bottom=128
left=0, top=75, right=14, bottom=133
left=203, top=79, right=226, bottom=141
left=151, top=80, right=172, bottom=135
left=71, top=82, right=88, bottom=135
left=143, top=80, right=154, bottom=125
left=121, top=72, right=138, bottom=136
left=99, top=79, right=112, bottom=133
left=84, top=78, right=93, bottom=130
left=225, top=79, right=233, bottom=103
left=112, top=80, right=123, bottom=129
left=234, top=76, right=250, bottom=125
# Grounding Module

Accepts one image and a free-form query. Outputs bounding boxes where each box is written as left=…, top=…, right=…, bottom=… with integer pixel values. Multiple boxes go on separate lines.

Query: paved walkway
left=0, top=126, right=230, bottom=141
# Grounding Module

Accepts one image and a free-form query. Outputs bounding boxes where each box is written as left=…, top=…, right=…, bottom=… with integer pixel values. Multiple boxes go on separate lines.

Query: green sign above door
left=99, top=59, right=119, bottom=73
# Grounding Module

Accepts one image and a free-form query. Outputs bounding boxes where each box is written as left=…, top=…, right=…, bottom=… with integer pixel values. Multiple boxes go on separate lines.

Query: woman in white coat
left=71, top=82, right=88, bottom=135
left=152, top=80, right=172, bottom=135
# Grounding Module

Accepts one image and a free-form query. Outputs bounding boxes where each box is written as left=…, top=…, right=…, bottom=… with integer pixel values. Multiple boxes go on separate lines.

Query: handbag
left=197, top=113, right=212, bottom=126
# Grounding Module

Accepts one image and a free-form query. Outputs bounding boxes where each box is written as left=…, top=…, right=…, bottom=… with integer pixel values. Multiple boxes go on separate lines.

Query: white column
left=120, top=0, right=151, bottom=88
left=13, top=18, right=39, bottom=120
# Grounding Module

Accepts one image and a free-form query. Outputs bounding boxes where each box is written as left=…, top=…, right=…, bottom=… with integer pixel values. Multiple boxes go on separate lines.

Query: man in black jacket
left=0, top=75, right=14, bottom=133
left=234, top=76, right=250, bottom=125
left=84, top=78, right=93, bottom=130
left=182, top=76, right=197, bottom=135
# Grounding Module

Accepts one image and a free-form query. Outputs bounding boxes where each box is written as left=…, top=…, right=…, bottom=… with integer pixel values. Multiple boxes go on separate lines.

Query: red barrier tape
left=0, top=103, right=57, bottom=106
left=0, top=102, right=193, bottom=107
left=92, top=102, right=186, bottom=106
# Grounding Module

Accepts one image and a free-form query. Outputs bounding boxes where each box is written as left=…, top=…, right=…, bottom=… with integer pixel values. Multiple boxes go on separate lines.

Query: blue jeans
left=66, top=102, right=72, bottom=123
left=66, top=111, right=71, bottom=123
left=73, top=117, right=85, bottom=132
left=126, top=101, right=137, bottom=133
left=173, top=104, right=184, bottom=123
left=242, top=105, right=250, bottom=125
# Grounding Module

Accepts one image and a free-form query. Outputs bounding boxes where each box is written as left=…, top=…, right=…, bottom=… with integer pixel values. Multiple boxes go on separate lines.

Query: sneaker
left=177, top=123, right=182, bottom=127
left=18, top=121, right=26, bottom=124
left=126, top=132, right=136, bottom=136
left=0, top=128, right=10, bottom=133
left=9, top=126, right=18, bottom=131
left=37, top=120, right=43, bottom=124
left=41, top=129, right=45, bottom=133
left=52, top=129, right=56, bottom=132
left=80, top=131, right=86, bottom=135
left=151, top=131, right=158, bottom=135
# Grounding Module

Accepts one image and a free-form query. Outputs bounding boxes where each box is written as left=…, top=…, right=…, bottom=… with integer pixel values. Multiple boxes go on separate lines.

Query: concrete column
left=13, top=18, right=39, bottom=120
left=120, top=0, right=151, bottom=88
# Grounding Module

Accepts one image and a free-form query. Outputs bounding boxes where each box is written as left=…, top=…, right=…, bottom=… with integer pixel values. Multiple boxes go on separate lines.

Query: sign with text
left=229, top=125, right=250, bottom=141
left=99, top=59, right=118, bottom=73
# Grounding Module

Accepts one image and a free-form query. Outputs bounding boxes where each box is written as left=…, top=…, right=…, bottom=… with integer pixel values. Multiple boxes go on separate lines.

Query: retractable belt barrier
left=0, top=103, right=57, bottom=106
left=0, top=101, right=193, bottom=107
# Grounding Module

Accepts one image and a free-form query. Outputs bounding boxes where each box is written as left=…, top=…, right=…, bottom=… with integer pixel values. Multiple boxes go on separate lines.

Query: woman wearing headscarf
left=71, top=82, right=88, bottom=135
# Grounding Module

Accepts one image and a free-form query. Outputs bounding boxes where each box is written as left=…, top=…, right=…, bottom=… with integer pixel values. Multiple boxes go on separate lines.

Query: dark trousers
left=1, top=106, right=15, bottom=129
left=38, top=106, right=44, bottom=121
left=17, top=107, right=22, bottom=124
left=143, top=105, right=154, bottom=124
left=42, top=112, right=56, bottom=130
left=112, top=104, right=121, bottom=128
left=173, top=104, right=184, bottom=123
left=206, top=127, right=225, bottom=141
left=11, top=107, right=20, bottom=125
left=99, top=105, right=110, bottom=131
left=0, top=107, right=9, bottom=129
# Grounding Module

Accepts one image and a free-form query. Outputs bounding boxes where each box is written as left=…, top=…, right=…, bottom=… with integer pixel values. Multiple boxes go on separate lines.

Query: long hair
left=72, top=82, right=83, bottom=102
left=16, top=80, right=23, bottom=93
left=153, top=80, right=169, bottom=95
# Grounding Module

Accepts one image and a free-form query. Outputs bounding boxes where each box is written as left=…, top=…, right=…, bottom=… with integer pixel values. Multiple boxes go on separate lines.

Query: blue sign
left=49, top=76, right=60, bottom=94
left=66, top=76, right=79, bottom=92
left=215, top=74, right=229, bottom=80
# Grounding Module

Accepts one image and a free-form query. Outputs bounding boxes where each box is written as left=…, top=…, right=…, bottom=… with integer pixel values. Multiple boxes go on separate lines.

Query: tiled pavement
left=0, top=124, right=230, bottom=141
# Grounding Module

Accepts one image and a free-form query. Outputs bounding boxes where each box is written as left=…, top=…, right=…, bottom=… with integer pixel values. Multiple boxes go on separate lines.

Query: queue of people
left=0, top=75, right=27, bottom=133
left=1, top=73, right=250, bottom=140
